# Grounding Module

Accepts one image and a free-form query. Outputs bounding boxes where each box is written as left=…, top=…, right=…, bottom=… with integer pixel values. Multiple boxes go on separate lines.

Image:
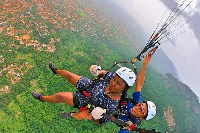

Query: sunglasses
left=137, top=102, right=146, bottom=115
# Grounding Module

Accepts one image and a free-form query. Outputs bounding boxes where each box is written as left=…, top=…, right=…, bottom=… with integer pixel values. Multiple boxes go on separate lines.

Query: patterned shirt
left=76, top=72, right=119, bottom=113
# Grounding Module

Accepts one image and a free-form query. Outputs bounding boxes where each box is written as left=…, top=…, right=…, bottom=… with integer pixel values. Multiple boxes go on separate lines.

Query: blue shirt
left=119, top=92, right=142, bottom=133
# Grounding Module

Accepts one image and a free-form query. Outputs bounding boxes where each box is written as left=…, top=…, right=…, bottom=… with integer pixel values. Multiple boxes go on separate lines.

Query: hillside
left=132, top=65, right=200, bottom=133
left=0, top=0, right=200, bottom=133
left=161, top=73, right=200, bottom=132
left=150, top=49, right=181, bottom=80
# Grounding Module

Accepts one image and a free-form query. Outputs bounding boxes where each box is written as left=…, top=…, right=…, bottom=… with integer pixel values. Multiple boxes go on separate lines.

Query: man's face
left=130, top=102, right=148, bottom=120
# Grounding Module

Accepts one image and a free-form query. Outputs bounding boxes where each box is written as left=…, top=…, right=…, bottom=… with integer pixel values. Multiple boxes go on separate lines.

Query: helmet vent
left=116, top=67, right=136, bottom=87
left=122, top=69, right=126, bottom=72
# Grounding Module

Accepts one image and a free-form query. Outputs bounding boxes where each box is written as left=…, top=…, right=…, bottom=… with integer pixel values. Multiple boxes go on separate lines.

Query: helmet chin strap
left=106, top=91, right=122, bottom=95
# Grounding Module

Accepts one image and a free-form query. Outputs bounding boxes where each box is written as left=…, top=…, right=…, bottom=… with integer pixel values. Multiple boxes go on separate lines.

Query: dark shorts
left=73, top=92, right=79, bottom=108
left=73, top=77, right=93, bottom=108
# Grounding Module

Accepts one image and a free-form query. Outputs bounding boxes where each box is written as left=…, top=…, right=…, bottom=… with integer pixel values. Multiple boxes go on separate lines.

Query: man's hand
left=144, top=48, right=156, bottom=65
left=89, top=65, right=101, bottom=76
left=91, top=107, right=106, bottom=119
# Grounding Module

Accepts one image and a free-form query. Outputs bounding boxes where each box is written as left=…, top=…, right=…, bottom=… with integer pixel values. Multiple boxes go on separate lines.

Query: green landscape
left=0, top=0, right=199, bottom=132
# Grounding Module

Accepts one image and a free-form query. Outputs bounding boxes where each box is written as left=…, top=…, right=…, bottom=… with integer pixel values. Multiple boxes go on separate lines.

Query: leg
left=41, top=92, right=74, bottom=106
left=72, top=110, right=92, bottom=120
left=72, top=110, right=103, bottom=126
left=49, top=62, right=81, bottom=86
left=56, top=70, right=81, bottom=87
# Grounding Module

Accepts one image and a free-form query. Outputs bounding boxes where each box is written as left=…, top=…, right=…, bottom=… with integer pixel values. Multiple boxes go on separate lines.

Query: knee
left=73, top=111, right=91, bottom=120
left=64, top=70, right=72, bottom=79
left=55, top=92, right=70, bottom=102
left=54, top=92, right=74, bottom=105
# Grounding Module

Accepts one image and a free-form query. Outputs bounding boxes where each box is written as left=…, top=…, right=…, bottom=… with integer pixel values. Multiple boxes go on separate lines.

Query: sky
left=110, top=0, right=200, bottom=99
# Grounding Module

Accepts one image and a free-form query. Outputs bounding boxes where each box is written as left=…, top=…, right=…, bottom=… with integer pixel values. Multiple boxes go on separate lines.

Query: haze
left=110, top=0, right=200, bottom=100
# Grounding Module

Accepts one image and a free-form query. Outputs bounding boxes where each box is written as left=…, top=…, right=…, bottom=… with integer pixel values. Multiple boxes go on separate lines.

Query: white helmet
left=116, top=67, right=136, bottom=86
left=146, top=101, right=156, bottom=120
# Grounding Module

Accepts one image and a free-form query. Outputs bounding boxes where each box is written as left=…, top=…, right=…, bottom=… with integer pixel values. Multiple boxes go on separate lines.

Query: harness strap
left=80, top=106, right=88, bottom=111
left=82, top=91, right=91, bottom=97
left=129, top=124, right=135, bottom=130
left=79, top=90, right=97, bottom=112
left=133, top=127, right=161, bottom=133
left=102, top=113, right=130, bottom=128
left=120, top=101, right=127, bottom=105
left=79, top=76, right=109, bottom=112
left=79, top=91, right=92, bottom=111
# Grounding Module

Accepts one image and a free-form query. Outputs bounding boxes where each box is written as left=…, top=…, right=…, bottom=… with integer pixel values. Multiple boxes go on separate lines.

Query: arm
left=98, top=70, right=107, bottom=78
left=135, top=49, right=156, bottom=92
left=89, top=65, right=107, bottom=77
left=71, top=109, right=102, bottom=126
